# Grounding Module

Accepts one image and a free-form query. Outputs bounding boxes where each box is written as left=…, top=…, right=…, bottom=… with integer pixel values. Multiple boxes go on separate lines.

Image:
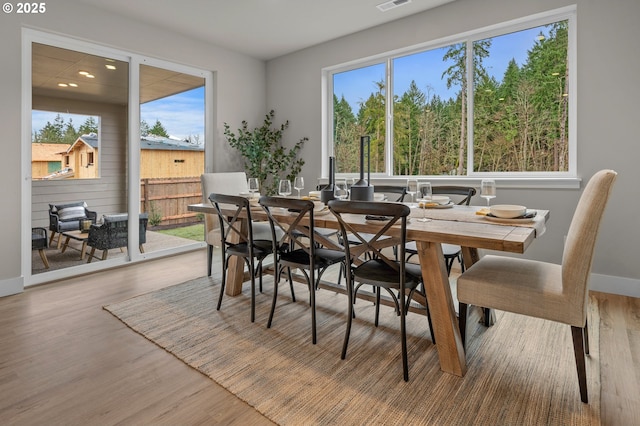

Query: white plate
left=490, top=204, right=527, bottom=219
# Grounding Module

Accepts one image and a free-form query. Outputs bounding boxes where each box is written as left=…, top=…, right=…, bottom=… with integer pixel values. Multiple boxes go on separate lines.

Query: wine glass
left=294, top=176, right=305, bottom=198
left=334, top=179, right=349, bottom=200
left=278, top=179, right=292, bottom=197
left=481, top=179, right=496, bottom=207
left=247, top=178, right=260, bottom=200
left=406, top=178, right=418, bottom=206
left=416, top=180, right=432, bottom=222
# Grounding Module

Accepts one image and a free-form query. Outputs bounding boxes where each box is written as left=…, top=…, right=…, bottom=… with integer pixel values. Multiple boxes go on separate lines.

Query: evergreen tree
left=140, top=120, right=150, bottom=136
left=78, top=117, right=98, bottom=135
left=149, top=120, right=169, bottom=137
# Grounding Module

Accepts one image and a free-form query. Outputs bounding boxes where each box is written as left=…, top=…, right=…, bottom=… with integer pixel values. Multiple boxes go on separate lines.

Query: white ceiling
left=77, top=0, right=455, bottom=60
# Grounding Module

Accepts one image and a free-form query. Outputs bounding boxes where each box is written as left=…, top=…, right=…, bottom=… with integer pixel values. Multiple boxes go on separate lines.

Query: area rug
left=104, top=276, right=601, bottom=425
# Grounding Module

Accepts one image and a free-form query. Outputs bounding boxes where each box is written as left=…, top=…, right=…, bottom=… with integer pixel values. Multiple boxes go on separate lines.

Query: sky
left=32, top=86, right=205, bottom=142
left=333, top=25, right=551, bottom=113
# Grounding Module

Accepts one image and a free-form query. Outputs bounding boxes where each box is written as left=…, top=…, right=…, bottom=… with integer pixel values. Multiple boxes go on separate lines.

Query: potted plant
left=224, top=110, right=306, bottom=196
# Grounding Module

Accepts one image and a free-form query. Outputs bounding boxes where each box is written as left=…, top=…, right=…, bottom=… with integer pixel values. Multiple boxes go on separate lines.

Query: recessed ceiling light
left=78, top=71, right=89, bottom=75
left=58, top=83, right=68, bottom=87
left=85, top=74, right=95, bottom=78
left=68, top=83, right=78, bottom=87
left=377, top=0, right=411, bottom=12
left=105, top=64, right=116, bottom=70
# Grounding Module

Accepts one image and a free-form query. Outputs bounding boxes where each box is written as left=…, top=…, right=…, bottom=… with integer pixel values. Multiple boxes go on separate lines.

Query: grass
left=156, top=223, right=205, bottom=241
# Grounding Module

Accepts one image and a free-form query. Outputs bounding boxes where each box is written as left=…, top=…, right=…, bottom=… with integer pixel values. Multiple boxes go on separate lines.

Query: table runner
left=409, top=204, right=547, bottom=236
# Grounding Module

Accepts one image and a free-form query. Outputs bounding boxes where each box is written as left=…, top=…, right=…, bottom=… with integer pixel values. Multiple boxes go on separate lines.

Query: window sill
left=323, top=176, right=582, bottom=190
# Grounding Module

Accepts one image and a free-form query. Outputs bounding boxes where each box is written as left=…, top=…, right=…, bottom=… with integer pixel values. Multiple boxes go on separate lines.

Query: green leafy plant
left=224, top=110, right=306, bottom=196
left=148, top=201, right=163, bottom=227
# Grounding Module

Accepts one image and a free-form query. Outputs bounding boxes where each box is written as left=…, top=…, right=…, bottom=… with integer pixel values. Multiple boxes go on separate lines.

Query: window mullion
left=466, top=39, right=474, bottom=176
left=386, top=58, right=393, bottom=176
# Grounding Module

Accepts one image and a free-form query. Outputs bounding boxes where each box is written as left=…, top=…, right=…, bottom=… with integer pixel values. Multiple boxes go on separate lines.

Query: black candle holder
left=320, top=156, right=336, bottom=203
left=350, top=136, right=374, bottom=201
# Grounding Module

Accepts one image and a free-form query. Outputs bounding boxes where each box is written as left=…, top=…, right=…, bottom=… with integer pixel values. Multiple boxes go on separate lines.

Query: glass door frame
left=22, top=29, right=214, bottom=286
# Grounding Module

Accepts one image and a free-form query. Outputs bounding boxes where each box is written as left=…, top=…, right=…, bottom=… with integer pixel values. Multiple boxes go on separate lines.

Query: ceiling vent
left=376, top=0, right=412, bottom=12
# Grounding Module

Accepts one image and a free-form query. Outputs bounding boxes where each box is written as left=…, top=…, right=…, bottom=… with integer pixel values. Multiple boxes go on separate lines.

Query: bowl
left=430, top=195, right=450, bottom=205
left=490, top=204, right=527, bottom=219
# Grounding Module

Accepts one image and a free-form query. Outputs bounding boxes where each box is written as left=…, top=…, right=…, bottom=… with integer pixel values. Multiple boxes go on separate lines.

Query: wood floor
left=0, top=249, right=638, bottom=425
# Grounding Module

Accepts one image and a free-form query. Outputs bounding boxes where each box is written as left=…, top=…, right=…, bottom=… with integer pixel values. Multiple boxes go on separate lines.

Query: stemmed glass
left=481, top=179, right=497, bottom=207
left=247, top=178, right=260, bottom=200
left=278, top=179, right=292, bottom=197
left=416, top=180, right=432, bottom=222
left=294, top=176, right=305, bottom=198
left=334, top=179, right=349, bottom=200
left=406, top=178, right=418, bottom=206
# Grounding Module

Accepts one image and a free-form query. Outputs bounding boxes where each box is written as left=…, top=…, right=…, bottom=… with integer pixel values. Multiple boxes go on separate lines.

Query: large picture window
left=326, top=7, right=575, bottom=178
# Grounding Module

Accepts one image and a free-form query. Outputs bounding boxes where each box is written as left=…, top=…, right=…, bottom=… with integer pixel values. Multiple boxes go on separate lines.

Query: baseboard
left=590, top=273, right=640, bottom=298
left=0, top=276, right=24, bottom=298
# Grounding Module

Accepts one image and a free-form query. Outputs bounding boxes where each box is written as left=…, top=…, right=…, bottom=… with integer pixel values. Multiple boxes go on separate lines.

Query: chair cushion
left=456, top=255, right=584, bottom=326
left=50, top=201, right=86, bottom=212
left=354, top=259, right=421, bottom=290
left=103, top=214, right=128, bottom=223
left=57, top=205, right=87, bottom=221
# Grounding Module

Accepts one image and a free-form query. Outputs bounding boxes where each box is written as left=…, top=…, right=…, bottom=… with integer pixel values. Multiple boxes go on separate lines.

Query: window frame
left=323, top=5, right=578, bottom=187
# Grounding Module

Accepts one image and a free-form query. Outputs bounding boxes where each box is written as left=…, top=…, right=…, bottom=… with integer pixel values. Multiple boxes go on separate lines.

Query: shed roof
left=140, top=135, right=204, bottom=151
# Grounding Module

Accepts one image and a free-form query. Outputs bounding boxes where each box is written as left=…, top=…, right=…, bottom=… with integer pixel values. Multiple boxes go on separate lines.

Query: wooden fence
left=140, top=177, right=203, bottom=227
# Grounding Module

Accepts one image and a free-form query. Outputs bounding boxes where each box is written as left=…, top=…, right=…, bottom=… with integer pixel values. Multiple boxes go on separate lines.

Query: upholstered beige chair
left=457, top=169, right=617, bottom=403
left=201, top=173, right=274, bottom=276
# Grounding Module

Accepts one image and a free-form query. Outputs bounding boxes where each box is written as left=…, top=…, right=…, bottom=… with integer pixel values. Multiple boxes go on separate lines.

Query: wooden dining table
left=188, top=201, right=549, bottom=377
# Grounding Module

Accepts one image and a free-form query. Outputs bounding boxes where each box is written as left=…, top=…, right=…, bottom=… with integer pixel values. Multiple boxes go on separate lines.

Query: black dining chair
left=209, top=193, right=275, bottom=323
left=328, top=199, right=434, bottom=381
left=406, top=186, right=476, bottom=274
left=259, top=196, right=345, bottom=344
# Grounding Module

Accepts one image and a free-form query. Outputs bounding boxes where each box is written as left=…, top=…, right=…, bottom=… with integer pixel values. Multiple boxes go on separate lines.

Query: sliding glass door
left=26, top=31, right=212, bottom=284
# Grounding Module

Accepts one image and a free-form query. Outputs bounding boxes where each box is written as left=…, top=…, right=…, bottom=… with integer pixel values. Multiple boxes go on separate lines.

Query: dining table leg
left=225, top=218, right=248, bottom=296
left=416, top=240, right=466, bottom=376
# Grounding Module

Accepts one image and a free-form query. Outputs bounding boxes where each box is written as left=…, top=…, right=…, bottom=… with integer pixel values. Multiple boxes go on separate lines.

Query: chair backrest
left=329, top=200, right=409, bottom=272
left=562, top=169, right=617, bottom=324
left=201, top=173, right=250, bottom=245
left=208, top=193, right=256, bottom=251
left=258, top=196, right=318, bottom=266
left=88, top=213, right=147, bottom=249
left=372, top=185, right=407, bottom=202
left=432, top=186, right=476, bottom=205
left=259, top=196, right=328, bottom=276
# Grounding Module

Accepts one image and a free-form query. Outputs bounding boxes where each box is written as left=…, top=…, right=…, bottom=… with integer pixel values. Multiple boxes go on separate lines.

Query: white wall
left=266, top=0, right=640, bottom=296
left=0, top=0, right=266, bottom=295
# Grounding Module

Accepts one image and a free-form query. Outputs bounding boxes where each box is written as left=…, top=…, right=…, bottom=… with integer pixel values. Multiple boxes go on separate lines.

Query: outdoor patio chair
left=49, top=201, right=97, bottom=248
left=86, top=213, right=148, bottom=262
left=32, top=227, right=49, bottom=269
